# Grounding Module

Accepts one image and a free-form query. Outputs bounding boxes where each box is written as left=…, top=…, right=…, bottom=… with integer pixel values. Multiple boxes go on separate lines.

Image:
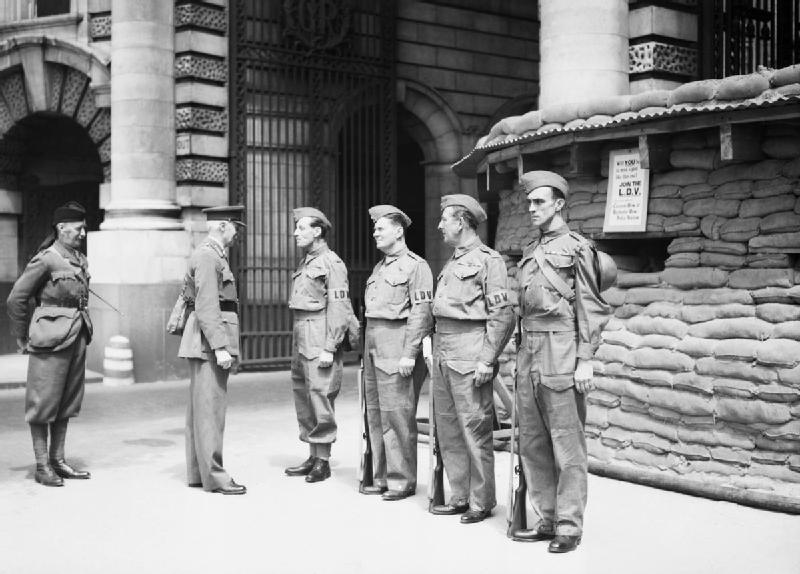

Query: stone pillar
left=87, top=0, right=191, bottom=383
left=105, top=0, right=181, bottom=229
left=538, top=0, right=629, bottom=108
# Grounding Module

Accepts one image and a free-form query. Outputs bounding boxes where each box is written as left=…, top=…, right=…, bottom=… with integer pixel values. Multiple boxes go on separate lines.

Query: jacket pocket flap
left=221, top=310, right=239, bottom=325
left=35, top=307, right=79, bottom=319
left=51, top=270, right=77, bottom=280
left=453, top=264, right=481, bottom=280
left=446, top=359, right=476, bottom=375
left=305, top=266, right=327, bottom=279
left=373, top=357, right=399, bottom=375
left=384, top=273, right=408, bottom=286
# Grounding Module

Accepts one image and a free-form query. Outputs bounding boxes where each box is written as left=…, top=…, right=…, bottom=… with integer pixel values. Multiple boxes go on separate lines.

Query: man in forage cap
left=427, top=194, right=515, bottom=524
left=510, top=171, right=611, bottom=552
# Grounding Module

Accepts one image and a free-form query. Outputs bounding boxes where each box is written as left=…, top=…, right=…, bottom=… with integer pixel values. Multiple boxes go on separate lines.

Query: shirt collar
left=538, top=222, right=570, bottom=244
left=383, top=246, right=408, bottom=266
left=305, top=242, right=328, bottom=263
left=453, top=236, right=482, bottom=259
left=207, top=236, right=226, bottom=258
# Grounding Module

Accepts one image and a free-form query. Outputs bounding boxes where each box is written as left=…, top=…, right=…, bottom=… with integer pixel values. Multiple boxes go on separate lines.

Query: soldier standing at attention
left=362, top=205, right=433, bottom=501
left=285, top=207, right=350, bottom=483
left=511, top=171, right=611, bottom=553
left=429, top=194, right=515, bottom=524
left=7, top=201, right=93, bottom=487
left=179, top=205, right=247, bottom=495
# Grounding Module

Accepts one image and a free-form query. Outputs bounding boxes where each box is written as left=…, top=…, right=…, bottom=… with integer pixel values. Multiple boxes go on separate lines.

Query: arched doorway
left=396, top=106, right=425, bottom=257
left=11, top=113, right=102, bottom=265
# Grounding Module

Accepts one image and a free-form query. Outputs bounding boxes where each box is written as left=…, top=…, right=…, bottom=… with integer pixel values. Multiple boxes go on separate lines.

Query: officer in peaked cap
left=285, top=206, right=351, bottom=483
left=428, top=194, right=515, bottom=523
left=510, top=171, right=612, bottom=552
left=7, top=201, right=93, bottom=487
left=360, top=204, right=433, bottom=500
left=178, top=204, right=246, bottom=494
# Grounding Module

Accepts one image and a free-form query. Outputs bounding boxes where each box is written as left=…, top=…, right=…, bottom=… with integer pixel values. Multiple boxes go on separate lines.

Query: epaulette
left=405, top=251, right=422, bottom=262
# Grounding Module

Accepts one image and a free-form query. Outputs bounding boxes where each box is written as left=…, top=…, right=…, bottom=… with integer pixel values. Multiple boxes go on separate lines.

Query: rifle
left=357, top=308, right=374, bottom=493
left=507, top=318, right=527, bottom=537
left=424, top=336, right=445, bottom=510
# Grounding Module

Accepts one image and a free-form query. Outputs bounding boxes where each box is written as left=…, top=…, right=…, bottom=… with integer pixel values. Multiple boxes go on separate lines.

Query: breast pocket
left=304, top=266, right=328, bottom=304
left=451, top=263, right=482, bottom=304
left=383, top=273, right=409, bottom=305
left=50, top=270, right=82, bottom=297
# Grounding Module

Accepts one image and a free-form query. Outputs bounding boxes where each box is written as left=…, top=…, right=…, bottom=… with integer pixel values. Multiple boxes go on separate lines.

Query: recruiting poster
left=603, top=148, right=650, bottom=232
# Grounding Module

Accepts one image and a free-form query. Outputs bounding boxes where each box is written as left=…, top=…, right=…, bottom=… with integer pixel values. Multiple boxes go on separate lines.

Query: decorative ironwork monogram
left=283, top=0, right=353, bottom=52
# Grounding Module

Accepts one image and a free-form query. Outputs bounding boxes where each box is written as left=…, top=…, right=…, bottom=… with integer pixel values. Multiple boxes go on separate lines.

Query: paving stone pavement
left=0, top=367, right=798, bottom=574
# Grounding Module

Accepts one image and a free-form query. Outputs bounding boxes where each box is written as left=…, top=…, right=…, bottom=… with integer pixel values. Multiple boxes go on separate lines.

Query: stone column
left=87, top=0, right=191, bottom=383
left=104, top=0, right=181, bottom=229
left=538, top=0, right=629, bottom=108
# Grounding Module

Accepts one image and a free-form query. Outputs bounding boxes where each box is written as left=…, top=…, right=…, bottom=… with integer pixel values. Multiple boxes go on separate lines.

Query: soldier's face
left=438, top=207, right=462, bottom=246
left=528, top=187, right=563, bottom=229
left=57, top=221, right=86, bottom=249
left=220, top=221, right=238, bottom=247
left=373, top=217, right=402, bottom=253
left=294, top=217, right=319, bottom=249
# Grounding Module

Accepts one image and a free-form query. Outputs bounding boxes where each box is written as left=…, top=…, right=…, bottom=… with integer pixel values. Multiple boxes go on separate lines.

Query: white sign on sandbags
left=603, top=148, right=650, bottom=232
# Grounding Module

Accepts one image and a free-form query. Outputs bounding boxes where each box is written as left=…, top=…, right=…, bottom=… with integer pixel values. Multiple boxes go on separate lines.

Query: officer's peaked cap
left=520, top=170, right=569, bottom=198
left=369, top=204, right=412, bottom=227
left=293, top=206, right=331, bottom=229
left=440, top=194, right=487, bottom=224
left=203, top=205, right=246, bottom=227
left=53, top=201, right=86, bottom=224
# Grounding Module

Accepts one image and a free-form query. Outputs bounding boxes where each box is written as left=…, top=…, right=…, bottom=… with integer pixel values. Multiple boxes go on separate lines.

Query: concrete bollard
left=103, top=335, right=134, bottom=386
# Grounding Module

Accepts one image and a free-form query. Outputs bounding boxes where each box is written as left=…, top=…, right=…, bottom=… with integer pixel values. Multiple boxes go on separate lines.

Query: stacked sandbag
left=587, top=264, right=800, bottom=499
left=494, top=186, right=535, bottom=253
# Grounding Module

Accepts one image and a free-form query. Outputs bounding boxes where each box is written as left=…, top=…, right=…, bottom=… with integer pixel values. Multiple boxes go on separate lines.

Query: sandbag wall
left=493, top=126, right=800, bottom=502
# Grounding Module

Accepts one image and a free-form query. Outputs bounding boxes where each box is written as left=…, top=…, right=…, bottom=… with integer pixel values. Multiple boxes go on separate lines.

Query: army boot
left=49, top=419, right=91, bottom=479
left=305, top=458, right=331, bottom=483
left=31, top=423, right=62, bottom=487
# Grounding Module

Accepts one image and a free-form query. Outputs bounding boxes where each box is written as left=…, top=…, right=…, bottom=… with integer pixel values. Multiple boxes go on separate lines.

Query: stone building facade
left=0, top=1, right=538, bottom=379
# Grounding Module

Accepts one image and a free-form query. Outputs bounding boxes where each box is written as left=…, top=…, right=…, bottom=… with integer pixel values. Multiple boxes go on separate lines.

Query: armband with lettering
left=327, top=288, right=349, bottom=301
left=486, top=289, right=511, bottom=310
left=412, top=289, right=433, bottom=304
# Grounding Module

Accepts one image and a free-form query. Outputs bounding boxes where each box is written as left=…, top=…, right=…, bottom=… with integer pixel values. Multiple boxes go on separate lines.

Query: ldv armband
left=328, top=287, right=349, bottom=301
left=486, top=289, right=511, bottom=310
left=412, top=289, right=433, bottom=304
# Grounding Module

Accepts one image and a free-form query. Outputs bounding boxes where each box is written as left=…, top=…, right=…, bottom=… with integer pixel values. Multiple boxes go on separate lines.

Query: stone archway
left=396, top=79, right=468, bottom=273
left=0, top=38, right=110, bottom=354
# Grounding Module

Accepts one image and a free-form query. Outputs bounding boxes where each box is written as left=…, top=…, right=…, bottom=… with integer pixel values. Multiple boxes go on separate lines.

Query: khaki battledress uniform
left=364, top=247, right=433, bottom=492
left=288, top=243, right=350, bottom=459
left=432, top=236, right=515, bottom=512
left=515, top=223, right=611, bottom=536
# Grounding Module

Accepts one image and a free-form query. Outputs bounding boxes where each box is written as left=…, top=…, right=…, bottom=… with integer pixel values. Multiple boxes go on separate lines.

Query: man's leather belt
left=187, top=300, right=238, bottom=313
left=40, top=298, right=88, bottom=310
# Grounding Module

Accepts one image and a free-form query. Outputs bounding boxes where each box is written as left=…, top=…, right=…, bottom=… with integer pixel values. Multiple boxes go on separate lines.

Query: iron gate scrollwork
left=230, top=0, right=396, bottom=368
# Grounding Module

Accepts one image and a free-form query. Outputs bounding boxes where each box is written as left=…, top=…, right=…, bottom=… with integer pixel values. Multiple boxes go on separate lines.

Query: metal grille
left=230, top=0, right=396, bottom=369
left=704, top=0, right=800, bottom=77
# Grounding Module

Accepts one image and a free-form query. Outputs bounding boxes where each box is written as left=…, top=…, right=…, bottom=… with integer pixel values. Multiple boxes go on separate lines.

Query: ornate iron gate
left=230, top=0, right=396, bottom=368
left=703, top=0, right=800, bottom=77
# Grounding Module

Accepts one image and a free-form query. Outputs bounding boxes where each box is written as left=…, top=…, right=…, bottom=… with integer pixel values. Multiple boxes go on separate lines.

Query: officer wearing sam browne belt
left=429, top=194, right=515, bottom=524
left=511, top=171, right=612, bottom=553
left=178, top=205, right=247, bottom=495
left=362, top=204, right=433, bottom=501
left=286, top=207, right=351, bottom=483
left=6, top=201, right=93, bottom=487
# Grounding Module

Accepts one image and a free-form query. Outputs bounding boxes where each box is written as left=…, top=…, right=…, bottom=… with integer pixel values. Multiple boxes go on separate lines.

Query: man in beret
left=7, top=201, right=93, bottom=486
left=178, top=205, right=247, bottom=494
left=285, top=206, right=351, bottom=483
left=429, top=194, right=515, bottom=523
left=511, top=171, right=611, bottom=552
left=361, top=204, right=433, bottom=500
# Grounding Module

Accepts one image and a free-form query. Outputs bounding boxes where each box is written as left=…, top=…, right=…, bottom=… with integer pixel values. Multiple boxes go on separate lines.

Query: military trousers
left=290, top=318, right=342, bottom=458
left=363, top=319, right=424, bottom=492
left=432, top=324, right=495, bottom=512
left=25, top=329, right=88, bottom=424
left=185, top=358, right=231, bottom=491
left=516, top=330, right=588, bottom=537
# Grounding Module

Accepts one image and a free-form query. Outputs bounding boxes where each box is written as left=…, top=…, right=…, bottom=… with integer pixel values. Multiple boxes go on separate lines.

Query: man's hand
left=318, top=350, right=334, bottom=368
left=215, top=348, right=233, bottom=370
left=574, top=359, right=594, bottom=394
left=473, top=361, right=494, bottom=387
left=398, top=357, right=416, bottom=378
left=15, top=337, right=27, bottom=354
